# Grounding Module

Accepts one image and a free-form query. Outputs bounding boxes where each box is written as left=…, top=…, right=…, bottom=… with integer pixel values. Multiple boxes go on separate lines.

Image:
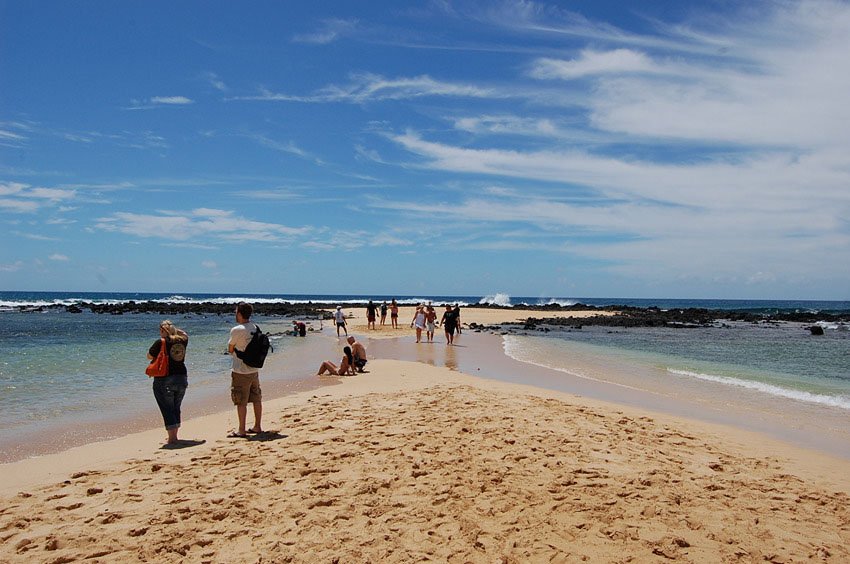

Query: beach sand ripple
left=2, top=384, right=848, bottom=563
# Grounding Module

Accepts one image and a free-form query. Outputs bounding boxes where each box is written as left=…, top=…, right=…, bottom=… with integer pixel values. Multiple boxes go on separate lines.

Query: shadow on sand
left=160, top=439, right=207, bottom=450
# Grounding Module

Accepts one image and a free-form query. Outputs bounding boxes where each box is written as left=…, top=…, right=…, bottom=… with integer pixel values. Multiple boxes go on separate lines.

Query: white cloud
left=12, top=231, right=56, bottom=240
left=125, top=97, right=193, bottom=111
left=203, top=72, right=228, bottom=92
left=292, top=18, right=358, bottom=44
left=453, top=115, right=558, bottom=137
left=530, top=49, right=657, bottom=79
left=28, top=187, right=76, bottom=201
left=0, top=199, right=40, bottom=213
left=244, top=134, right=315, bottom=161
left=233, top=73, right=500, bottom=104
left=0, top=182, right=27, bottom=196
left=390, top=131, right=850, bottom=214
left=0, top=261, right=24, bottom=272
left=94, top=208, right=311, bottom=243
left=0, top=182, right=78, bottom=213
left=49, top=253, right=70, bottom=261
left=201, top=260, right=217, bottom=269
left=150, top=96, right=193, bottom=105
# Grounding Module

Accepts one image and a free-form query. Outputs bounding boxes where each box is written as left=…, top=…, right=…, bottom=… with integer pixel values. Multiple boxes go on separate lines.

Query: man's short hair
left=236, top=302, right=253, bottom=320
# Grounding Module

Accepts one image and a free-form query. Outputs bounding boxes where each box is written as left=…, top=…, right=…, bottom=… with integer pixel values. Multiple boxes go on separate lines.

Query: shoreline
left=3, top=305, right=848, bottom=465
left=2, top=359, right=849, bottom=562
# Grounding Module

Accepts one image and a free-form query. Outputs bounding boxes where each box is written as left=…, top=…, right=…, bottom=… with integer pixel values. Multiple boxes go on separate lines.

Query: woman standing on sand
left=390, top=299, right=399, bottom=329
left=411, top=305, right=426, bottom=343
left=147, top=320, right=189, bottom=445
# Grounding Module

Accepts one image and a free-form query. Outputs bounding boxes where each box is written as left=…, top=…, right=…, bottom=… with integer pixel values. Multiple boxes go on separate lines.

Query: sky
left=1, top=0, right=848, bottom=300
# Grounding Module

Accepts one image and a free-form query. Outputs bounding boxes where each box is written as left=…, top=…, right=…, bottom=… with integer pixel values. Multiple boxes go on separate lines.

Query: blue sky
left=1, top=0, right=848, bottom=300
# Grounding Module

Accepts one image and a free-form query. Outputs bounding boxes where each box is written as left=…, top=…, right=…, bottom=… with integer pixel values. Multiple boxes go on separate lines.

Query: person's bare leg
left=251, top=401, right=262, bottom=433
left=236, top=405, right=248, bottom=435
left=166, top=427, right=179, bottom=444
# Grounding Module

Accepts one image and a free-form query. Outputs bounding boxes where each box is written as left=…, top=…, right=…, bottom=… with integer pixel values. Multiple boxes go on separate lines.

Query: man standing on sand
left=334, top=306, right=348, bottom=337
left=228, top=302, right=262, bottom=438
left=425, top=305, right=437, bottom=343
left=440, top=304, right=459, bottom=345
left=347, top=335, right=370, bottom=372
left=366, top=300, right=378, bottom=330
left=380, top=301, right=388, bottom=326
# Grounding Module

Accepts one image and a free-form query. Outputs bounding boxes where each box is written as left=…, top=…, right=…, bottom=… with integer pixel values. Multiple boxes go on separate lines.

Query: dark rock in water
left=809, top=325, right=825, bottom=335
left=66, top=305, right=83, bottom=314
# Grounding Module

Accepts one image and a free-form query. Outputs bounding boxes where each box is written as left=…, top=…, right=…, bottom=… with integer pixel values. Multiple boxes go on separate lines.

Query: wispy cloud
left=292, top=18, right=358, bottom=44
left=243, top=133, right=318, bottom=163
left=12, top=231, right=57, bottom=241
left=203, top=72, right=228, bottom=92
left=530, top=49, right=658, bottom=79
left=94, top=208, right=312, bottom=243
left=150, top=96, right=193, bottom=105
left=0, top=261, right=24, bottom=272
left=232, top=73, right=501, bottom=103
left=125, top=96, right=194, bottom=110
left=49, top=253, right=70, bottom=261
left=0, top=182, right=77, bottom=213
left=452, top=115, right=558, bottom=137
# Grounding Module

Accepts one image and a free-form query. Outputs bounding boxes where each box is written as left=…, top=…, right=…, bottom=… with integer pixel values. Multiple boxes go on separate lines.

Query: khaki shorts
left=231, top=372, right=261, bottom=406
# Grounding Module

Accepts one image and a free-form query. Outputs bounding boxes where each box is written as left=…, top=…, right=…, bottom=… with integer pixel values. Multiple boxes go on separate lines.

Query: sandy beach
left=1, top=307, right=849, bottom=563
left=335, top=305, right=611, bottom=338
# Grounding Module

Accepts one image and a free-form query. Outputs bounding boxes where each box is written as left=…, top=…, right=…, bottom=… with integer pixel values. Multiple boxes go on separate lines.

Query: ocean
left=1, top=291, right=848, bottom=461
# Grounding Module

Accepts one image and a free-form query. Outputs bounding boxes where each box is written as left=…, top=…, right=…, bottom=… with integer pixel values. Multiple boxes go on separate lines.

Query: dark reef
left=9, top=301, right=849, bottom=328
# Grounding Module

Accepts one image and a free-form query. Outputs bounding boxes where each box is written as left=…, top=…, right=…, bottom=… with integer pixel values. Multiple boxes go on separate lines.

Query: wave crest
left=479, top=293, right=512, bottom=307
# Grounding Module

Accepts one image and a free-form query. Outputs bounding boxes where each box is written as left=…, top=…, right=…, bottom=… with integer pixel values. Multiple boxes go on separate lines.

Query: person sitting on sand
left=317, top=346, right=356, bottom=376
left=292, top=320, right=306, bottom=337
left=347, top=335, right=370, bottom=372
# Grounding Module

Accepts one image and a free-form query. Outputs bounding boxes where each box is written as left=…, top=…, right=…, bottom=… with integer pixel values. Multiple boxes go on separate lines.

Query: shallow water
left=0, top=310, right=338, bottom=461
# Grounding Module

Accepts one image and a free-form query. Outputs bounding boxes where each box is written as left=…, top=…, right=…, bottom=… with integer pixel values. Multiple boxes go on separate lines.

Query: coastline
left=2, top=358, right=849, bottom=562
left=2, top=306, right=850, bottom=561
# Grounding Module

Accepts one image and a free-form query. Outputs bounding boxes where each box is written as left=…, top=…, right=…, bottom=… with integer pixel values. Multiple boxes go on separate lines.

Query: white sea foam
left=480, top=293, right=512, bottom=306
left=0, top=296, right=475, bottom=308
left=537, top=298, right=578, bottom=307
left=668, top=368, right=850, bottom=410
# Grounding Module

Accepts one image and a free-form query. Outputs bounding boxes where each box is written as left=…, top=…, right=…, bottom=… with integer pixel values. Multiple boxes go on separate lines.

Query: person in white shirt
left=227, top=302, right=262, bottom=438
left=334, top=305, right=348, bottom=337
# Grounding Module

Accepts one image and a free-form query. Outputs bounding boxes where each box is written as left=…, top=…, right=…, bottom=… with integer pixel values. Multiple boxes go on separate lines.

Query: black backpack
left=235, top=324, right=273, bottom=368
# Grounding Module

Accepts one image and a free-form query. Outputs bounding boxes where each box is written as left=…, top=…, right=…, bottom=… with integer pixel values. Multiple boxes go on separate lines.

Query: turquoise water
left=2, top=293, right=848, bottom=461
left=503, top=322, right=850, bottom=411
left=0, top=309, right=331, bottom=460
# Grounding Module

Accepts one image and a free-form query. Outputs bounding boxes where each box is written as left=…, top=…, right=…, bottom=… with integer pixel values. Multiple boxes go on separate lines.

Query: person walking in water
left=390, top=299, right=399, bottom=329
left=440, top=303, right=459, bottom=345
left=228, top=302, right=263, bottom=438
left=411, top=305, right=426, bottom=343
left=425, top=305, right=437, bottom=343
left=147, top=320, right=189, bottom=445
left=334, top=305, right=348, bottom=337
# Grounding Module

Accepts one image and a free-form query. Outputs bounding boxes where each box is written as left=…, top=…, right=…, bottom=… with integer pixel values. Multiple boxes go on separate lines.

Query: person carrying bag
left=147, top=320, right=189, bottom=445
